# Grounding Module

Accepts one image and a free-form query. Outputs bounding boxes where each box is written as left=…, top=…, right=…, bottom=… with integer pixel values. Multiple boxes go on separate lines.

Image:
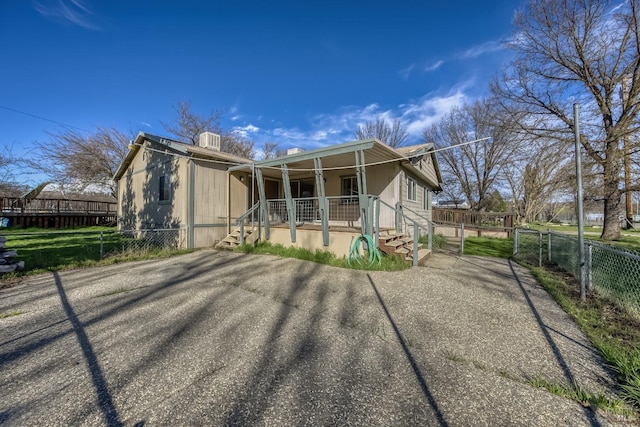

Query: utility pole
left=574, top=103, right=586, bottom=301
left=622, top=76, right=633, bottom=229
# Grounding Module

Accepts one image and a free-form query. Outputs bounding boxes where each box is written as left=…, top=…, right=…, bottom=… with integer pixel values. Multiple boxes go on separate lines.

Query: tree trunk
left=601, top=140, right=622, bottom=240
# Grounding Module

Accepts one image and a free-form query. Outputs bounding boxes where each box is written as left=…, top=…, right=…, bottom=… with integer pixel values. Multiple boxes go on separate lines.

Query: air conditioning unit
left=287, top=147, right=304, bottom=155
left=199, top=132, right=221, bottom=151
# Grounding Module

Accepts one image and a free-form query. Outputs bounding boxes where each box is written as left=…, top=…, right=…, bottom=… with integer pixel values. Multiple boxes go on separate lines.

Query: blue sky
left=1, top=0, right=522, bottom=185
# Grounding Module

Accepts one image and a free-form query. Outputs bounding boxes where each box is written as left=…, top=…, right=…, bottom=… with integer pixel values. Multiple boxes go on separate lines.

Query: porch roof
left=228, top=138, right=441, bottom=188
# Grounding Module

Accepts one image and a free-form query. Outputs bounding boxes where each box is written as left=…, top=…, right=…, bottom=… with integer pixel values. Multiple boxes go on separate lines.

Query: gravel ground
left=0, top=250, right=631, bottom=426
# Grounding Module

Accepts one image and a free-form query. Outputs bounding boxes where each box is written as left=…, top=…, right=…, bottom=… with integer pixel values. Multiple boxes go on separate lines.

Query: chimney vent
left=199, top=132, right=221, bottom=151
left=287, top=147, right=304, bottom=155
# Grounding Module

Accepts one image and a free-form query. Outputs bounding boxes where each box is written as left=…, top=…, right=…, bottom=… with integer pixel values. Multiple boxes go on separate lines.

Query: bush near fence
left=513, top=228, right=640, bottom=319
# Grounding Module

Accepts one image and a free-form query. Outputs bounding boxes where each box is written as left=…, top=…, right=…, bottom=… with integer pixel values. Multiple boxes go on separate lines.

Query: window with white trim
left=407, top=177, right=417, bottom=202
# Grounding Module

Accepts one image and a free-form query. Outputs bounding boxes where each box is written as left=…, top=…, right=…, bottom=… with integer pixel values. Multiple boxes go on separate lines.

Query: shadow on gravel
left=367, top=273, right=449, bottom=427
left=53, top=272, right=123, bottom=427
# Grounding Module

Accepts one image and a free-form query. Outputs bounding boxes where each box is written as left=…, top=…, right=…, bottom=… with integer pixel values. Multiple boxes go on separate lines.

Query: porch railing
left=239, top=196, right=434, bottom=266
left=266, top=196, right=362, bottom=227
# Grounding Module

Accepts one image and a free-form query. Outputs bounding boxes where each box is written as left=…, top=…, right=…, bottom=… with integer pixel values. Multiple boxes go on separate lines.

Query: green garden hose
left=347, top=234, right=382, bottom=267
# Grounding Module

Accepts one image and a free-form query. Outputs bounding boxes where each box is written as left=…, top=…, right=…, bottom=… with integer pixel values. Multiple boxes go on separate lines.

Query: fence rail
left=1, top=197, right=117, bottom=214
left=432, top=208, right=513, bottom=235
left=513, top=228, right=640, bottom=318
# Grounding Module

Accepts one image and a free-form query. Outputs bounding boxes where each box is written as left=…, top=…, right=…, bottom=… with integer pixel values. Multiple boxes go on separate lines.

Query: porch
left=223, top=139, right=440, bottom=266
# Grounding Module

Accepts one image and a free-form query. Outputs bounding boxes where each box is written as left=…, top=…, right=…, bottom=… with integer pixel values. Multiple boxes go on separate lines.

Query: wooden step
left=405, top=248, right=432, bottom=266
left=385, top=240, right=405, bottom=248
left=395, top=247, right=410, bottom=255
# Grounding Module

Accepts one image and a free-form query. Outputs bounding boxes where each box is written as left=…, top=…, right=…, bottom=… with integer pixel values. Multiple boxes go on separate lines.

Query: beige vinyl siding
left=400, top=170, right=432, bottom=225
left=191, top=159, right=230, bottom=245
left=418, top=155, right=439, bottom=188
left=118, top=143, right=183, bottom=231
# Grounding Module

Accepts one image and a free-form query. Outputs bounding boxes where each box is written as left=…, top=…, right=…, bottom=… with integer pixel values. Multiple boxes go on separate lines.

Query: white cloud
left=232, top=124, right=260, bottom=138
left=34, top=0, right=99, bottom=30
left=400, top=87, right=470, bottom=137
left=425, top=60, right=444, bottom=72
left=245, top=82, right=472, bottom=150
left=459, top=40, right=504, bottom=59
left=398, top=64, right=416, bottom=80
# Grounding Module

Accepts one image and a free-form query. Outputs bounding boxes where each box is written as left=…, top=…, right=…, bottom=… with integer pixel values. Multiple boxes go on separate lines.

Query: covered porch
left=224, top=139, right=435, bottom=264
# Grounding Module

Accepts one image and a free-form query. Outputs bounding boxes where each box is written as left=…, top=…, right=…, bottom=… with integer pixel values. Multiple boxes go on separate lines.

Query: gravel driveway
left=0, top=250, right=626, bottom=426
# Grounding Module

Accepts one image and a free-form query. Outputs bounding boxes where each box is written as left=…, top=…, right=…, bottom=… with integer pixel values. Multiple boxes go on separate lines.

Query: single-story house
left=223, top=139, right=443, bottom=261
left=113, top=131, right=251, bottom=248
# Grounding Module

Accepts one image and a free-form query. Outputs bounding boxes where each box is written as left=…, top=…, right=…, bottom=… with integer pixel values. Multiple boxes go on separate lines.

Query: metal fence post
left=587, top=242, right=593, bottom=291
left=538, top=231, right=543, bottom=267
left=547, top=228, right=552, bottom=262
left=514, top=228, right=518, bottom=256
left=413, top=222, right=419, bottom=267
left=460, top=223, right=465, bottom=255
left=100, top=231, right=104, bottom=260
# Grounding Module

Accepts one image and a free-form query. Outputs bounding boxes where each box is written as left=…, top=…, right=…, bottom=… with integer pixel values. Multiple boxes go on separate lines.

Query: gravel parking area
left=0, top=250, right=626, bottom=426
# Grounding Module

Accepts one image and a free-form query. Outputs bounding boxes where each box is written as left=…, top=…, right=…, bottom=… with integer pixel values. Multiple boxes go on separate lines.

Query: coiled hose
left=347, top=234, right=382, bottom=267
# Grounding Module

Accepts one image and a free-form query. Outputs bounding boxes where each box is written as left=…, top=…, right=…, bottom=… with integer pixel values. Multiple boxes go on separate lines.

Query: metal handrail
left=235, top=202, right=261, bottom=245
left=235, top=202, right=260, bottom=225
left=378, top=199, right=433, bottom=266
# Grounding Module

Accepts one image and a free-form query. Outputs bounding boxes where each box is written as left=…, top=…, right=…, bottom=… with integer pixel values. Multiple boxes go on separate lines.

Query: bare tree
left=423, top=99, right=518, bottom=211
left=162, top=100, right=224, bottom=145
left=220, top=131, right=255, bottom=159
left=261, top=142, right=286, bottom=160
left=503, top=137, right=573, bottom=223
left=163, top=99, right=255, bottom=158
left=0, top=145, right=28, bottom=197
left=492, top=0, right=640, bottom=239
left=355, top=117, right=408, bottom=148
left=32, top=127, right=130, bottom=197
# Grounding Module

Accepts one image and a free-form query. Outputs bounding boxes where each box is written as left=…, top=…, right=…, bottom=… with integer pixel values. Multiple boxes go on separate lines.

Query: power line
left=138, top=136, right=491, bottom=172
left=0, top=104, right=89, bottom=132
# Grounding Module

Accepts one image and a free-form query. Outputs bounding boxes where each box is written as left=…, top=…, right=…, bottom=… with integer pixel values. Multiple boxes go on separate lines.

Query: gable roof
left=113, top=132, right=251, bottom=181
left=396, top=143, right=443, bottom=189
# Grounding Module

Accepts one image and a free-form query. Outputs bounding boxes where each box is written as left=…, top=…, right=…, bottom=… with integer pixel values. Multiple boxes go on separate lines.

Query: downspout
left=187, top=159, right=195, bottom=249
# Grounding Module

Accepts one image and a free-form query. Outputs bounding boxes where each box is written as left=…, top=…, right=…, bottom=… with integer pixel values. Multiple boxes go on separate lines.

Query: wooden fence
left=432, top=208, right=514, bottom=236
left=0, top=197, right=117, bottom=228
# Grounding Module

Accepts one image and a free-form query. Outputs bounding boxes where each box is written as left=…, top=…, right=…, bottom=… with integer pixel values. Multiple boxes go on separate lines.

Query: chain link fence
left=2, top=228, right=186, bottom=273
left=110, top=228, right=183, bottom=257
left=514, top=228, right=640, bottom=318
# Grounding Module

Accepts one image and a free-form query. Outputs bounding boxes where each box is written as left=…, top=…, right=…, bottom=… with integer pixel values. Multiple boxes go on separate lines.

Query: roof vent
left=199, top=132, right=221, bottom=151
left=287, top=147, right=304, bottom=155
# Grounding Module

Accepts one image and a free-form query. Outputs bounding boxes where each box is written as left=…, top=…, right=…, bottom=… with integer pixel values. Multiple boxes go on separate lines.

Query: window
left=341, top=176, right=358, bottom=200
left=159, top=174, right=171, bottom=202
left=407, top=177, right=417, bottom=202
left=423, top=188, right=431, bottom=210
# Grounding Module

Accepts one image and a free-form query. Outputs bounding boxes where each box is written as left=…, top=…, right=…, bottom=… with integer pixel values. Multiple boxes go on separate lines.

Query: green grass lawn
left=463, top=237, right=513, bottom=258
left=1, top=226, right=189, bottom=275
left=523, top=223, right=640, bottom=252
left=236, top=241, right=410, bottom=271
